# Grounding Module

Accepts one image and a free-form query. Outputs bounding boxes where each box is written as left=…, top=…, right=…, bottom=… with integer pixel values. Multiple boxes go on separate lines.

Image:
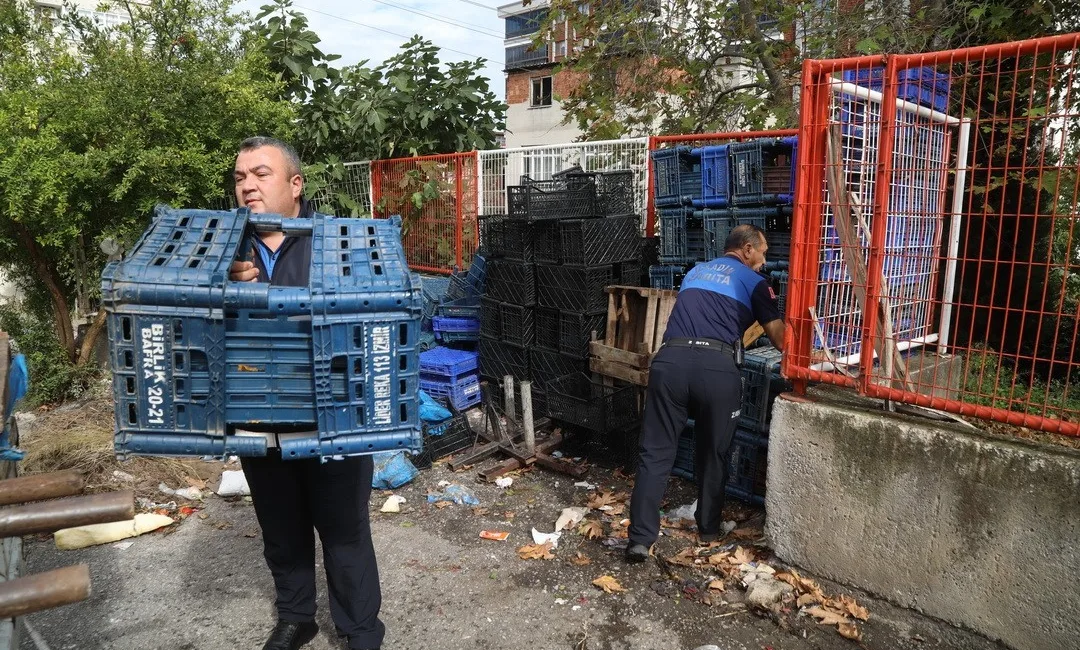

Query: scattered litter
left=372, top=451, right=418, bottom=489
left=598, top=505, right=614, bottom=511
left=551, top=451, right=564, bottom=458
left=227, top=455, right=240, bottom=464
left=479, top=530, right=510, bottom=541
left=216, top=470, right=250, bottom=497
left=136, top=498, right=176, bottom=512
left=555, top=507, right=588, bottom=532
left=111, top=541, right=134, bottom=550
left=380, top=495, right=407, bottom=513
left=158, top=483, right=202, bottom=501
left=602, top=538, right=629, bottom=549
left=572, top=605, right=581, bottom=611
left=531, top=528, right=562, bottom=548
left=112, top=470, right=135, bottom=483
left=517, top=542, right=556, bottom=560
left=495, top=477, right=513, bottom=489
left=437, top=480, right=452, bottom=488
left=554, top=598, right=568, bottom=605
left=669, top=500, right=697, bottom=521
left=573, top=481, right=597, bottom=490
left=572, top=457, right=582, bottom=462
left=427, top=484, right=480, bottom=506
left=55, top=514, right=175, bottom=550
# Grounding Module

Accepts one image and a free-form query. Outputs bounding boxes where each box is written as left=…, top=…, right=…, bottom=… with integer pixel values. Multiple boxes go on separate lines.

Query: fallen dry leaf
left=578, top=521, right=604, bottom=540
left=605, top=503, right=626, bottom=517
left=838, top=594, right=870, bottom=621
left=660, top=517, right=695, bottom=530
left=503, top=511, right=516, bottom=520
left=244, top=531, right=258, bottom=538
left=806, top=606, right=850, bottom=626
left=613, top=467, right=632, bottom=480
left=434, top=501, right=452, bottom=509
left=517, top=542, right=555, bottom=560
left=184, top=476, right=207, bottom=490
left=472, top=507, right=490, bottom=516
left=592, top=575, right=627, bottom=594
left=730, top=546, right=754, bottom=565
left=731, top=527, right=760, bottom=539
left=667, top=547, right=701, bottom=567
left=708, top=551, right=731, bottom=565
left=797, top=593, right=821, bottom=607
left=708, top=579, right=726, bottom=592
left=837, top=622, right=862, bottom=641
left=570, top=552, right=592, bottom=566
left=587, top=491, right=618, bottom=510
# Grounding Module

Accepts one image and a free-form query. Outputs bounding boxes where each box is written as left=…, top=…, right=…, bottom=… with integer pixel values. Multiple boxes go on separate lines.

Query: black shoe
left=262, top=620, right=318, bottom=650
left=625, top=543, right=650, bottom=563
left=697, top=532, right=720, bottom=545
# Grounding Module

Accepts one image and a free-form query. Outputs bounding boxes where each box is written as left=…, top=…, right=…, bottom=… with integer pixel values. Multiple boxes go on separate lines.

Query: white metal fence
left=309, top=161, right=373, bottom=216
left=813, top=80, right=964, bottom=368
left=476, top=138, right=651, bottom=219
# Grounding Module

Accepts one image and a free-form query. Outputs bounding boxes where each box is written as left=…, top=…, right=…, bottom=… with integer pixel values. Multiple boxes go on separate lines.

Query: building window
left=530, top=76, right=553, bottom=108
left=505, top=8, right=549, bottom=39
left=555, top=40, right=567, bottom=57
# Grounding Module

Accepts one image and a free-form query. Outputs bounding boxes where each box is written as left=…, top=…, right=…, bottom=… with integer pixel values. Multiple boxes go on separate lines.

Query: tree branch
left=13, top=223, right=75, bottom=361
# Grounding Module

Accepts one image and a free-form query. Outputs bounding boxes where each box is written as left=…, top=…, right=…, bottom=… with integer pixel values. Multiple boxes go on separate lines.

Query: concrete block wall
left=766, top=393, right=1080, bottom=650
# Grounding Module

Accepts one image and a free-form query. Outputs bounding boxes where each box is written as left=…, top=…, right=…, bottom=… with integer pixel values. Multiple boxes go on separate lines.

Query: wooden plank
left=742, top=321, right=765, bottom=347
left=589, top=358, right=649, bottom=386
left=590, top=342, right=649, bottom=367
left=604, top=291, right=617, bottom=346
left=642, top=294, right=658, bottom=358
left=653, top=293, right=676, bottom=353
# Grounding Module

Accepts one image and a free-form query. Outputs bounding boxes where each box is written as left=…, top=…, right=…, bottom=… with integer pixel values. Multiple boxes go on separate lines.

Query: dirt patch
left=18, top=396, right=225, bottom=501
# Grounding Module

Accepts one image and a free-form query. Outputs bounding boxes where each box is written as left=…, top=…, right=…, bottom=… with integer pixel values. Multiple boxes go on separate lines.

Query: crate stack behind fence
left=479, top=168, right=644, bottom=446
left=649, top=138, right=796, bottom=505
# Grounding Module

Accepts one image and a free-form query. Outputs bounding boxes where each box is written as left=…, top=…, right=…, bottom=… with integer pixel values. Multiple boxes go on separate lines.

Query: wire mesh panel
left=786, top=34, right=1080, bottom=436
left=478, top=138, right=650, bottom=223
left=310, top=161, right=373, bottom=216
left=371, top=153, right=479, bottom=274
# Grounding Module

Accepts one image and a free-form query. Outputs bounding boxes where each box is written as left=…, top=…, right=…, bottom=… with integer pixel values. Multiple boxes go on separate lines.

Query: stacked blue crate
left=670, top=422, right=769, bottom=506
left=103, top=206, right=423, bottom=461
left=419, top=347, right=481, bottom=411
left=652, top=147, right=702, bottom=208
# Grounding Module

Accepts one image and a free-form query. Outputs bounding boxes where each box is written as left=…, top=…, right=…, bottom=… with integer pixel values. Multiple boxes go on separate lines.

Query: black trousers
left=629, top=344, right=742, bottom=547
left=241, top=451, right=385, bottom=649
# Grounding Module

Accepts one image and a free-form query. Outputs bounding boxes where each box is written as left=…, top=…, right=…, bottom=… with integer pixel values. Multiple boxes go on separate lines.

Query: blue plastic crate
left=649, top=264, right=688, bottom=290
left=843, top=66, right=951, bottom=113
left=729, top=137, right=797, bottom=206
left=740, top=346, right=786, bottom=433
left=658, top=208, right=704, bottom=263
left=694, top=145, right=730, bottom=208
left=433, top=316, right=480, bottom=334
left=436, top=297, right=480, bottom=319
left=419, top=372, right=481, bottom=411
left=698, top=207, right=770, bottom=259
left=420, top=275, right=451, bottom=331
left=670, top=423, right=767, bottom=505
left=652, top=147, right=702, bottom=207
left=103, top=207, right=423, bottom=461
left=420, top=347, right=479, bottom=379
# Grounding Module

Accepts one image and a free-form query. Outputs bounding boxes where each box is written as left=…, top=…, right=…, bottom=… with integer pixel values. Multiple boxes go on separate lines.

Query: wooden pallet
left=589, top=285, right=765, bottom=386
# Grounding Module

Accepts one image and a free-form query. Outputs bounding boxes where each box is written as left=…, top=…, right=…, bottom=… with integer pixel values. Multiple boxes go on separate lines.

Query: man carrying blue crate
left=626, top=224, right=784, bottom=563
left=229, top=137, right=384, bottom=650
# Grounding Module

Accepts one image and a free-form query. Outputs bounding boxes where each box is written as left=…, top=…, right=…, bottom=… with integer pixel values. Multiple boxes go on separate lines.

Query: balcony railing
left=505, top=43, right=550, bottom=70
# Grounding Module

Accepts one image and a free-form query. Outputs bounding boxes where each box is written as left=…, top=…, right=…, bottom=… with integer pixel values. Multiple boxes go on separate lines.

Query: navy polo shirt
left=250, top=199, right=314, bottom=288
left=663, top=255, right=782, bottom=345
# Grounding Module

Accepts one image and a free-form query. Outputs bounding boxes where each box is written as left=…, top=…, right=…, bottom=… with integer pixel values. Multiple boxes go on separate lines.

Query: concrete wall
left=766, top=392, right=1080, bottom=650
left=504, top=101, right=582, bottom=149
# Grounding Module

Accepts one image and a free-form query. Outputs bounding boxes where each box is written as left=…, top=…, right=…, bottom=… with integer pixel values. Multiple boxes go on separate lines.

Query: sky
left=232, top=0, right=510, bottom=100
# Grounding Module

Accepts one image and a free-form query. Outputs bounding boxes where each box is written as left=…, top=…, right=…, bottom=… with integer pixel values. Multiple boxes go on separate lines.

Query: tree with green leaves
left=0, top=0, right=293, bottom=401
left=538, top=0, right=1066, bottom=139
left=252, top=0, right=506, bottom=215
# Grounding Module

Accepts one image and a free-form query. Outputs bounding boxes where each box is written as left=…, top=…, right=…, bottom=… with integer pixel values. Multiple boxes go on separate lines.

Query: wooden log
left=0, top=471, right=86, bottom=507
left=0, top=565, right=91, bottom=619
left=0, top=490, right=134, bottom=538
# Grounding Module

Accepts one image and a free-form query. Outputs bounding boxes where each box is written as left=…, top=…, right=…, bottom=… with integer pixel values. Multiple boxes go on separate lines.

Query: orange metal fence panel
left=371, top=152, right=479, bottom=274
left=786, top=33, right=1080, bottom=436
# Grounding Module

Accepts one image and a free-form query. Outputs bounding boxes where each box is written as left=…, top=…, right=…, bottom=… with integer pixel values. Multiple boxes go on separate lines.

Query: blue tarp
left=1, top=354, right=28, bottom=461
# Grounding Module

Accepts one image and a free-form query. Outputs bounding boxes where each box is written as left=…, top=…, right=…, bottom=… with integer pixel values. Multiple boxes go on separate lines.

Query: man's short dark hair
left=238, top=136, right=303, bottom=178
left=724, top=224, right=767, bottom=253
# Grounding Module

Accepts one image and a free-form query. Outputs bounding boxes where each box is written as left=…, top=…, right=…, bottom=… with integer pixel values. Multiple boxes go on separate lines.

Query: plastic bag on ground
left=419, top=390, right=453, bottom=423
left=372, top=451, right=418, bottom=490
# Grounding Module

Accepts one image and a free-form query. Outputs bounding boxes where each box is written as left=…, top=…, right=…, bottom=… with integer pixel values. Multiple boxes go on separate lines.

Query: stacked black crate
left=479, top=171, right=642, bottom=421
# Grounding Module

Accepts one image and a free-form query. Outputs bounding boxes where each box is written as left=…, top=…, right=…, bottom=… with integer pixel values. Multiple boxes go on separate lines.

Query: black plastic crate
left=530, top=349, right=589, bottom=388
left=480, top=297, right=501, bottom=340
left=649, top=264, right=688, bottom=290
left=499, top=302, right=535, bottom=347
left=546, top=373, right=640, bottom=434
left=486, top=375, right=547, bottom=421
left=413, top=415, right=475, bottom=469
left=726, top=430, right=769, bottom=505
left=559, top=215, right=641, bottom=266
left=770, top=270, right=788, bottom=317
left=532, top=221, right=561, bottom=265
left=617, top=260, right=645, bottom=287
left=740, top=346, right=788, bottom=433
left=485, top=260, right=535, bottom=306
left=479, top=215, right=506, bottom=259
left=533, top=307, right=560, bottom=353
left=507, top=175, right=598, bottom=220
left=642, top=237, right=660, bottom=267
left=595, top=170, right=635, bottom=216
left=558, top=311, right=606, bottom=359
left=501, top=219, right=535, bottom=262
left=536, top=263, right=615, bottom=313
left=479, top=336, right=530, bottom=381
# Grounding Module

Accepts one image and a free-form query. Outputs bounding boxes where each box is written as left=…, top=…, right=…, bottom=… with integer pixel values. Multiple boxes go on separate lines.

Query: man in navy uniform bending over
left=626, top=224, right=784, bottom=562
left=229, top=136, right=384, bottom=650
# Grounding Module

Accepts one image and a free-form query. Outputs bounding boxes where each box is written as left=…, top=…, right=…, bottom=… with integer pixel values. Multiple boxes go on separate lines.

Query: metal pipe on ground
left=0, top=471, right=86, bottom=506
left=0, top=490, right=134, bottom=537
left=0, top=565, right=91, bottom=619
